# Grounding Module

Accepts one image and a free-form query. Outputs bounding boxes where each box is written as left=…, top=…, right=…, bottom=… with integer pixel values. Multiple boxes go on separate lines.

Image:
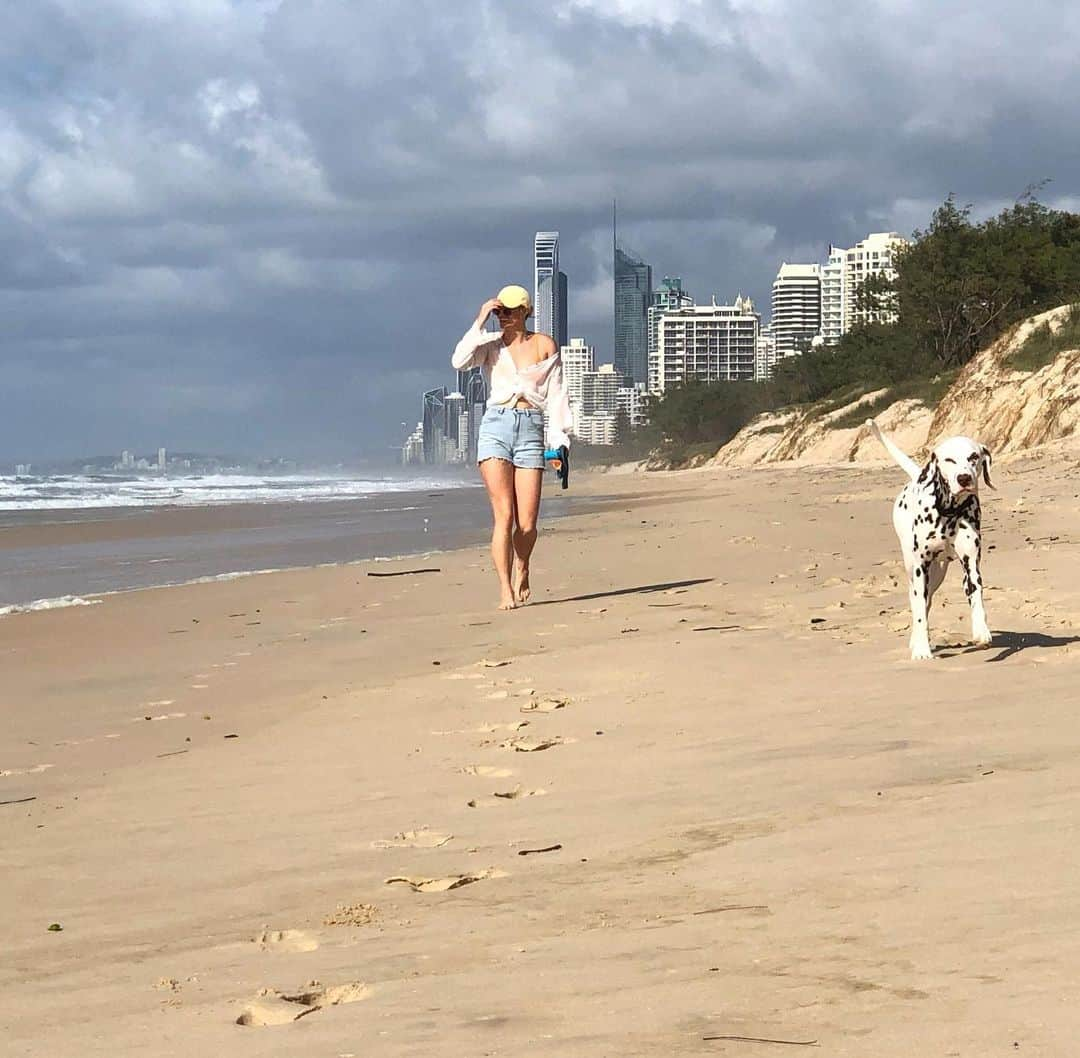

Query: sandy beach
left=4, top=451, right=1080, bottom=1056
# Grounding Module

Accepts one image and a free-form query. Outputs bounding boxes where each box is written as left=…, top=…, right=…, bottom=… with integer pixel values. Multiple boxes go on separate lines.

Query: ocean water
left=0, top=472, right=472, bottom=511
left=0, top=474, right=583, bottom=611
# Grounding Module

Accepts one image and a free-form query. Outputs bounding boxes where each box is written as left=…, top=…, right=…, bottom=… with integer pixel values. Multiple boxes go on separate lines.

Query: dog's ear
left=917, top=453, right=939, bottom=485
left=981, top=445, right=995, bottom=488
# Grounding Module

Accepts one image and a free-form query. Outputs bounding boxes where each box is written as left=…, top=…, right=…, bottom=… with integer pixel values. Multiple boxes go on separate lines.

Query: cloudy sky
left=3, top=0, right=1079, bottom=463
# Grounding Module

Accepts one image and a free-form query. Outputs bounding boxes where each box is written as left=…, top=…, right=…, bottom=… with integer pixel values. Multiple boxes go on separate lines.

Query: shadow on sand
left=938, top=629, right=1080, bottom=663
left=533, top=578, right=713, bottom=607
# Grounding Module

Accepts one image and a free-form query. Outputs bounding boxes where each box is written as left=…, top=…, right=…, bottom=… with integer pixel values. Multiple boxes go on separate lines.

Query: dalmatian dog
left=866, top=419, right=995, bottom=660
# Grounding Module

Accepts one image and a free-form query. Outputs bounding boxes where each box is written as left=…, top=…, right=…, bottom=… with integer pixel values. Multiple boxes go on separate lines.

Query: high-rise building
left=820, top=247, right=845, bottom=345
left=534, top=232, right=561, bottom=342
left=653, top=296, right=759, bottom=394
left=157, top=447, right=167, bottom=470
left=614, top=247, right=652, bottom=386
left=771, top=263, right=822, bottom=360
left=560, top=338, right=595, bottom=417
left=402, top=422, right=424, bottom=465
left=820, top=233, right=906, bottom=343
left=462, top=368, right=487, bottom=465
left=842, top=232, right=905, bottom=331
left=557, top=270, right=568, bottom=349
left=445, top=392, right=467, bottom=462
left=755, top=325, right=777, bottom=381
left=575, top=413, right=618, bottom=447
left=421, top=386, right=448, bottom=465
left=581, top=363, right=621, bottom=416
left=648, top=276, right=694, bottom=392
left=616, top=383, right=649, bottom=428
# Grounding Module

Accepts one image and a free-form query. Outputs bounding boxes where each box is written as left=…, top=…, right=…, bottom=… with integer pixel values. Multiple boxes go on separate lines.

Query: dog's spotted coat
left=869, top=421, right=994, bottom=660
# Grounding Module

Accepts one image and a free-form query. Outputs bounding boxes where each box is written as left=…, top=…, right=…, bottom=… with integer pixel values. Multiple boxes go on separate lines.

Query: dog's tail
left=865, top=419, right=922, bottom=481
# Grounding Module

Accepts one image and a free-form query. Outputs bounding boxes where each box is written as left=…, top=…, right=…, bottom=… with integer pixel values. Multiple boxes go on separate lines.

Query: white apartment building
left=820, top=247, right=845, bottom=345
left=754, top=325, right=776, bottom=381
left=771, top=263, right=822, bottom=360
left=651, top=296, right=759, bottom=395
left=581, top=363, right=620, bottom=415
left=617, top=383, right=648, bottom=428
left=575, top=412, right=618, bottom=446
left=821, top=232, right=907, bottom=342
left=843, top=231, right=905, bottom=331
left=560, top=338, right=594, bottom=416
left=647, top=276, right=694, bottom=390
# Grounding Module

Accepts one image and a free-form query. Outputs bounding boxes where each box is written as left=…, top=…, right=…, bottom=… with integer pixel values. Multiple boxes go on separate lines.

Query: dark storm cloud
left=2, top=0, right=1078, bottom=460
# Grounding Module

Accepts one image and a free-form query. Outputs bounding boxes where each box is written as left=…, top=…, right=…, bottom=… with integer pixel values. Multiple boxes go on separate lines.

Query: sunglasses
left=494, top=306, right=519, bottom=315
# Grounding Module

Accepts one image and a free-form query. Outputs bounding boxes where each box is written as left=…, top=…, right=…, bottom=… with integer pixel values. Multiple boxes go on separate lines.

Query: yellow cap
left=497, top=284, right=532, bottom=313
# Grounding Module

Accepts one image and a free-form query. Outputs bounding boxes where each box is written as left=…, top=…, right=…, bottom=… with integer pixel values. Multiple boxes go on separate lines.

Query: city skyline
left=4, top=2, right=1079, bottom=460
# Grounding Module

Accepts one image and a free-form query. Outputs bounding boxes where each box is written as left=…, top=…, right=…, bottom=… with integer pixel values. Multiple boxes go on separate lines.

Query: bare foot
left=513, top=563, right=531, bottom=604
left=498, top=591, right=518, bottom=611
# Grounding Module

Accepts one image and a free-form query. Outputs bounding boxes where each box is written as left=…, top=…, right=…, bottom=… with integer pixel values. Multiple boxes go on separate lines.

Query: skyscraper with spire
left=534, top=232, right=567, bottom=347
left=613, top=202, right=652, bottom=386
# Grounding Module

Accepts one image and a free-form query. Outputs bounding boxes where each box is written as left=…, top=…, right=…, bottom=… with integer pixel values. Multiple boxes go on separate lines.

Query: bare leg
left=512, top=468, right=543, bottom=603
left=480, top=458, right=517, bottom=610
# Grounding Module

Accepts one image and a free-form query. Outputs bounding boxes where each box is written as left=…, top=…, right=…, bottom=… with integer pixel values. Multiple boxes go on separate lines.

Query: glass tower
left=534, top=232, right=561, bottom=342
left=614, top=246, right=652, bottom=386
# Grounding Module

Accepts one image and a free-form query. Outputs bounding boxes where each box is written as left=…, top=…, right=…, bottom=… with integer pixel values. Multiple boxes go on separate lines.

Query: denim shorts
left=476, top=405, right=546, bottom=469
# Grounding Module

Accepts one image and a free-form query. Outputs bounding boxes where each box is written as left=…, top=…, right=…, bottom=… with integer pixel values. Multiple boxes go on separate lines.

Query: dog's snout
left=957, top=473, right=973, bottom=488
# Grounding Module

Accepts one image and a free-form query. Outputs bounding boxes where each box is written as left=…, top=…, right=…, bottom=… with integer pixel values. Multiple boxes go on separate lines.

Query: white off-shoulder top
left=451, top=324, right=574, bottom=449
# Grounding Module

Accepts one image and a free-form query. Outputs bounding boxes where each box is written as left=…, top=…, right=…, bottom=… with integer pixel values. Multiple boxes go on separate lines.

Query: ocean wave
left=0, top=595, right=102, bottom=617
left=0, top=473, right=477, bottom=511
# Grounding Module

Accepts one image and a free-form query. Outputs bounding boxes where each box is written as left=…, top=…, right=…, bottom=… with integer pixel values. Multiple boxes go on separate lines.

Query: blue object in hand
left=543, top=445, right=570, bottom=489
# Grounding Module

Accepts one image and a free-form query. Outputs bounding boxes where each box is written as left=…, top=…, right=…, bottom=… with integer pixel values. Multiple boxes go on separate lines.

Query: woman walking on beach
left=452, top=285, right=573, bottom=610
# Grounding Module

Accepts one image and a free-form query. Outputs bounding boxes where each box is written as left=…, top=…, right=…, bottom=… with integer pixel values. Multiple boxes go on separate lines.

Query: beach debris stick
left=693, top=905, right=770, bottom=915
left=518, top=844, right=562, bottom=856
left=156, top=749, right=189, bottom=758
left=1, top=796, right=37, bottom=806
left=367, top=568, right=442, bottom=578
left=703, top=1035, right=817, bottom=1046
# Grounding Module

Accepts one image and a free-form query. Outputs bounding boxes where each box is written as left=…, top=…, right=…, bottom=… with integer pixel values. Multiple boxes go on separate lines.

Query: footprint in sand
left=500, top=735, right=566, bottom=753
left=519, top=697, right=568, bottom=714
left=254, top=928, right=319, bottom=953
left=459, top=764, right=515, bottom=778
left=370, top=827, right=452, bottom=849
left=385, top=868, right=507, bottom=893
left=468, top=787, right=548, bottom=808
left=235, top=981, right=370, bottom=1026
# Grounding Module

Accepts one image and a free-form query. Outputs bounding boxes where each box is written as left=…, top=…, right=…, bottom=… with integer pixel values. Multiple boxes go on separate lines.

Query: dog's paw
left=909, top=641, right=934, bottom=661
left=972, top=628, right=993, bottom=647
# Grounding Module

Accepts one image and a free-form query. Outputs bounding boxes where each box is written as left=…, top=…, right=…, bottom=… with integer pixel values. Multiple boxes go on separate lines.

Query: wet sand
left=3, top=451, right=1080, bottom=1056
